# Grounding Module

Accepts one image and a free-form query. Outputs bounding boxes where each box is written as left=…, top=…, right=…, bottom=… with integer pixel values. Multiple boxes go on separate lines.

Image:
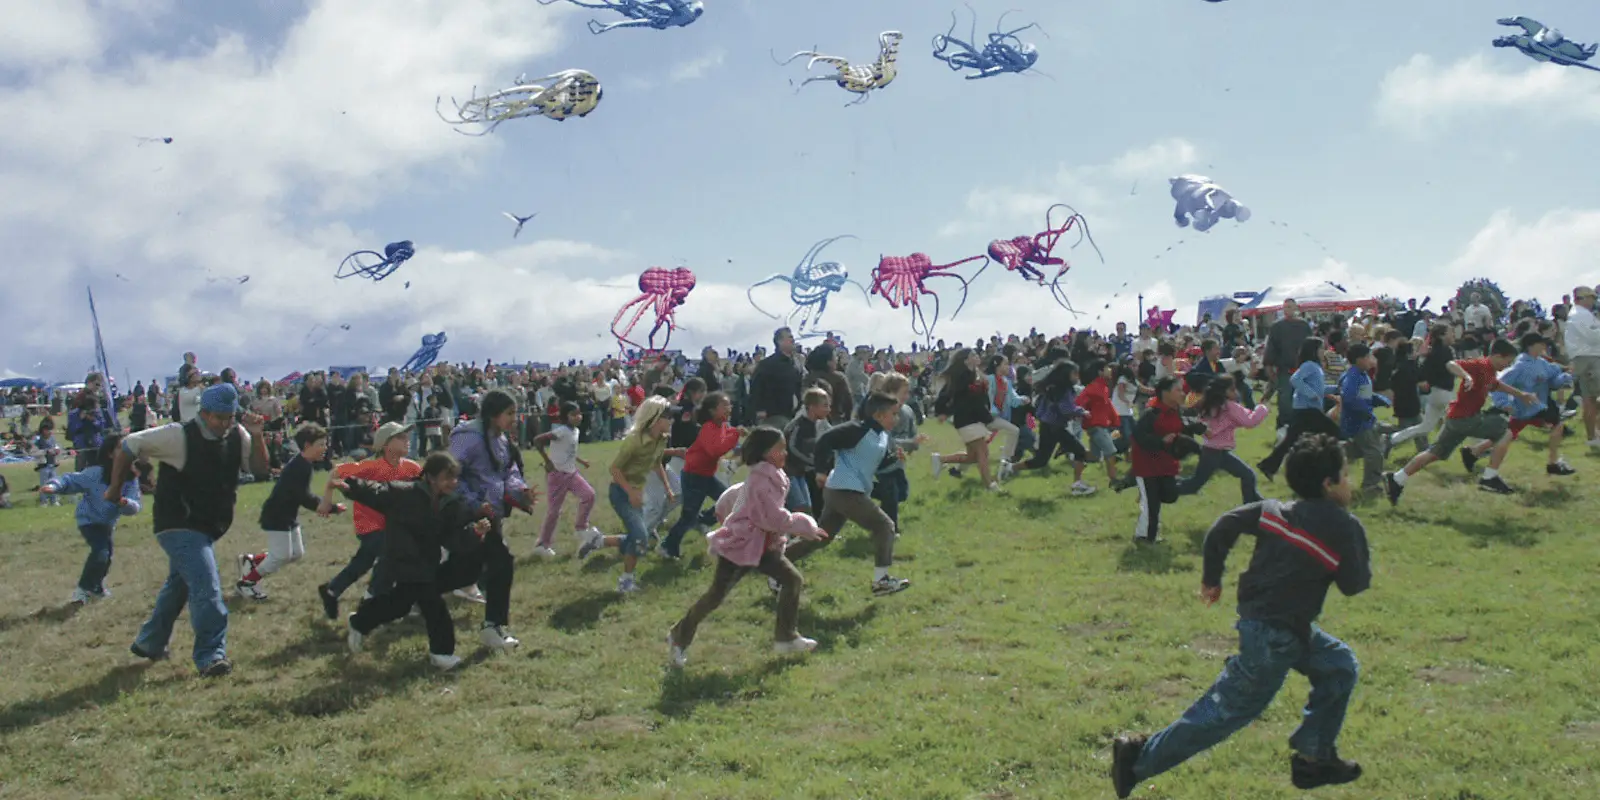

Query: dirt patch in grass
left=574, top=715, right=655, bottom=735
left=1063, top=620, right=1129, bottom=637
left=1188, top=634, right=1235, bottom=658
left=1415, top=665, right=1494, bottom=685
left=1563, top=721, right=1600, bottom=741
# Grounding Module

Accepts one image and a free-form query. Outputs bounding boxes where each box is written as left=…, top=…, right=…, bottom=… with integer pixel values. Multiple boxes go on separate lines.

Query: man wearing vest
left=104, top=383, right=269, bottom=677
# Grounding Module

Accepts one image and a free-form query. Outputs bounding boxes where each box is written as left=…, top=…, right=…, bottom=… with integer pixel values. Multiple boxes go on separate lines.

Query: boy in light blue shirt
left=784, top=393, right=910, bottom=596
left=41, top=435, right=144, bottom=603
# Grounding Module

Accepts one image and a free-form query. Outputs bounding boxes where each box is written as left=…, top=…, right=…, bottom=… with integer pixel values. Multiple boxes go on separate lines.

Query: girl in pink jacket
left=667, top=427, right=828, bottom=668
left=1176, top=376, right=1269, bottom=504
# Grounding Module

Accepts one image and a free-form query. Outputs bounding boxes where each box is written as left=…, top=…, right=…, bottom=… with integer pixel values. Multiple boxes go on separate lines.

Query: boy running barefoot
left=1113, top=434, right=1371, bottom=798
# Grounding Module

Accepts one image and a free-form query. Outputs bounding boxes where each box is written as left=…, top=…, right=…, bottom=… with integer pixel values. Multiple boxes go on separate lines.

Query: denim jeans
left=77, top=523, right=114, bottom=593
left=608, top=483, right=650, bottom=557
left=1177, top=448, right=1262, bottom=504
left=134, top=529, right=229, bottom=671
left=328, top=531, right=385, bottom=597
left=662, top=472, right=727, bottom=556
left=1133, top=619, right=1360, bottom=782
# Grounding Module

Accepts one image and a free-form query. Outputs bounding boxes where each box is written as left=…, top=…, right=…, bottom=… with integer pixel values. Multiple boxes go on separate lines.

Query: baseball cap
left=374, top=422, right=414, bottom=447
left=199, top=383, right=239, bottom=414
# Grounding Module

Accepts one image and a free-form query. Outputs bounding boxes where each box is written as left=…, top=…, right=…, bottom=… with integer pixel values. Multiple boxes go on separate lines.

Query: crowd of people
left=6, top=281, right=1598, bottom=796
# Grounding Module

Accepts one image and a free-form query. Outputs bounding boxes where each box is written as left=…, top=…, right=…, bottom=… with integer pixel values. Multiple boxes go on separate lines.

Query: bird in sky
left=503, top=211, right=537, bottom=238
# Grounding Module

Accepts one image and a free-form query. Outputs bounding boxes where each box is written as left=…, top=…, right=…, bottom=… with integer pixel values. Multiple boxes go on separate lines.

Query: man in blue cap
left=103, top=382, right=269, bottom=677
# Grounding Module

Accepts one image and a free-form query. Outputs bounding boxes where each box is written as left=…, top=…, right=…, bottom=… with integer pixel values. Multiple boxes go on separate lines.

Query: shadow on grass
left=656, top=604, right=879, bottom=719
left=0, top=663, right=165, bottom=733
left=258, top=627, right=348, bottom=668
left=1453, top=516, right=1542, bottom=548
left=0, top=602, right=82, bottom=633
left=254, top=657, right=447, bottom=719
left=1117, top=542, right=1195, bottom=575
left=1519, top=482, right=1576, bottom=508
left=1015, top=497, right=1059, bottom=520
left=549, top=590, right=625, bottom=633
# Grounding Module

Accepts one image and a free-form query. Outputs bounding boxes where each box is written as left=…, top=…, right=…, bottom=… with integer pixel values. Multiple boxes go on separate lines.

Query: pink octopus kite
left=1145, top=305, right=1177, bottom=334
left=870, top=251, right=989, bottom=341
left=611, top=267, right=696, bottom=354
left=986, top=203, right=1102, bottom=313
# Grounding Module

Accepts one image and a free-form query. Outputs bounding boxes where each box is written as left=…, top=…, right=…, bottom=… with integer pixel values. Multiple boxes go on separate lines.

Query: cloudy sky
left=4, top=0, right=1598, bottom=383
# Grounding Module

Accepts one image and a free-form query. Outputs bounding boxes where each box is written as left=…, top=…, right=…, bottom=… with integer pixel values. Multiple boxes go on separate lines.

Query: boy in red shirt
left=1385, top=339, right=1536, bottom=503
left=660, top=392, right=743, bottom=559
left=1127, top=377, right=1206, bottom=544
left=313, top=422, right=423, bottom=619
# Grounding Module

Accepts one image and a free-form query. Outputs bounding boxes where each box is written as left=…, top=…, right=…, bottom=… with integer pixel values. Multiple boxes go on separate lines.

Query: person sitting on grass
left=1112, top=433, right=1372, bottom=798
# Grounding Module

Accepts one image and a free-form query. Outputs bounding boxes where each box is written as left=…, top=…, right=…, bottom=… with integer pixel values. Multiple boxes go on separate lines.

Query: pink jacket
left=1199, top=401, right=1270, bottom=451
left=705, top=462, right=821, bottom=567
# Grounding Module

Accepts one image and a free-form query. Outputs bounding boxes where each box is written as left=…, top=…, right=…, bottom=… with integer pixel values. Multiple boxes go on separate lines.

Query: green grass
left=1, top=417, right=1597, bottom=799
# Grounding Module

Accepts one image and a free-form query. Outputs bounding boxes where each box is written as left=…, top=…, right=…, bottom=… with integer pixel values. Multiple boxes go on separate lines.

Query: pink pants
left=540, top=470, right=595, bottom=547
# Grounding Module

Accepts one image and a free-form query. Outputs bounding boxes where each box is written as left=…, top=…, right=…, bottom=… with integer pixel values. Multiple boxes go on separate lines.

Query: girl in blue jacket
left=41, top=435, right=143, bottom=603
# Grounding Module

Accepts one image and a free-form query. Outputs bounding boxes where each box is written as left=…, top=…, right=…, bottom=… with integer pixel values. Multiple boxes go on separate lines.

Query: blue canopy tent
left=1196, top=292, right=1265, bottom=326
left=0, top=377, right=46, bottom=389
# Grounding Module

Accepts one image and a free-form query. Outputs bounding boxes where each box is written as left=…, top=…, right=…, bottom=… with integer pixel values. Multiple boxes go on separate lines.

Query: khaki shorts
left=1428, top=413, right=1509, bottom=459
left=1573, top=356, right=1600, bottom=397
left=957, top=422, right=990, bottom=444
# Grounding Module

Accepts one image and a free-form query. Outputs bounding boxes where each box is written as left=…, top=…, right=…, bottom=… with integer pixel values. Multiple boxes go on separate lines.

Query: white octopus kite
left=776, top=31, right=904, bottom=106
left=436, top=69, right=603, bottom=135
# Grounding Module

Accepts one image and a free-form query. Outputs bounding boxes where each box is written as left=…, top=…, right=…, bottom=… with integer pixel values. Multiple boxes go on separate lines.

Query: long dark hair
left=478, top=389, right=517, bottom=472
left=695, top=391, right=728, bottom=424
left=1296, top=337, right=1326, bottom=366
left=942, top=348, right=975, bottom=388
left=1035, top=360, right=1078, bottom=402
left=1198, top=375, right=1236, bottom=419
left=740, top=426, right=784, bottom=465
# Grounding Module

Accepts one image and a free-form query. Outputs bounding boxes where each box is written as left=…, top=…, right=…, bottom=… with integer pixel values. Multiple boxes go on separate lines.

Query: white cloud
left=1375, top=54, right=1600, bottom=133
left=669, top=48, right=725, bottom=82
left=938, top=137, right=1198, bottom=238
left=0, top=0, right=105, bottom=68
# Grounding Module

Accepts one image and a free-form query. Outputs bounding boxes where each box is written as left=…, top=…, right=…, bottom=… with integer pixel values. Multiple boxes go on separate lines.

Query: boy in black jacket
left=782, top=387, right=832, bottom=514
left=332, top=453, right=492, bottom=671
left=1113, top=434, right=1370, bottom=797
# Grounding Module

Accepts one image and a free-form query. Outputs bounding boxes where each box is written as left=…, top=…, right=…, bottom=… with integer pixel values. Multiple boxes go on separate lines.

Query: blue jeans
left=608, top=483, right=650, bottom=557
left=134, top=529, right=229, bottom=670
left=1134, top=619, right=1360, bottom=782
left=662, top=472, right=726, bottom=556
left=1176, top=448, right=1263, bottom=504
left=328, top=531, right=385, bottom=597
left=78, top=523, right=114, bottom=593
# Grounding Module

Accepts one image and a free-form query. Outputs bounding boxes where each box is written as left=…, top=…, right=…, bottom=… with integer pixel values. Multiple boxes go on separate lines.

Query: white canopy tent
left=1239, top=281, right=1379, bottom=317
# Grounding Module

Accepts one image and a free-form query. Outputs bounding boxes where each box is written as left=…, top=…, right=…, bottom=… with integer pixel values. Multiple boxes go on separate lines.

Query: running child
left=1127, top=377, right=1206, bottom=544
left=1112, top=433, right=1371, bottom=798
left=1014, top=360, right=1096, bottom=496
left=334, top=453, right=493, bottom=671
left=782, top=387, right=832, bottom=514
left=314, top=421, right=422, bottom=619
left=1176, top=376, right=1268, bottom=504
left=35, top=419, right=61, bottom=506
left=40, top=434, right=144, bottom=603
left=666, top=426, right=830, bottom=668
left=236, top=424, right=343, bottom=600
left=660, top=391, right=743, bottom=559
left=869, top=372, right=925, bottom=531
left=1078, top=359, right=1126, bottom=491
left=930, top=349, right=1002, bottom=491
left=531, top=401, right=604, bottom=558
left=1456, top=332, right=1576, bottom=477
left=579, top=396, right=673, bottom=593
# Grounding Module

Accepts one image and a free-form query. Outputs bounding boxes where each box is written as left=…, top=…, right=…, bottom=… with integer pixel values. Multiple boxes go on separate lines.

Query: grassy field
left=0, top=415, right=1596, bottom=799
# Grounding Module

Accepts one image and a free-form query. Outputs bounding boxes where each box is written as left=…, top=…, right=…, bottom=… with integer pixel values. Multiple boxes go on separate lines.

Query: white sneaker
left=429, top=653, right=462, bottom=671
left=1071, top=481, right=1097, bottom=496
left=235, top=580, right=268, bottom=601
left=346, top=615, right=365, bottom=653
left=532, top=546, right=557, bottom=558
left=453, top=587, right=486, bottom=604
left=1275, top=426, right=1289, bottom=444
left=987, top=481, right=1004, bottom=493
left=92, top=586, right=112, bottom=600
left=479, top=623, right=520, bottom=652
left=577, top=528, right=605, bottom=559
left=998, top=459, right=1015, bottom=481
left=667, top=631, right=688, bottom=668
left=930, top=453, right=942, bottom=478
left=773, top=635, right=818, bottom=655
left=69, top=587, right=93, bottom=605
left=768, top=575, right=782, bottom=594
left=618, top=573, right=640, bottom=593
left=236, top=554, right=253, bottom=581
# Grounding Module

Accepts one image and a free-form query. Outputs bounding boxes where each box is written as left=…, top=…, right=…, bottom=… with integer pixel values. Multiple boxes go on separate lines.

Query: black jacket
left=258, top=454, right=320, bottom=530
left=1202, top=499, right=1371, bottom=640
left=750, top=352, right=803, bottom=419
left=337, top=479, right=485, bottom=584
left=783, top=415, right=824, bottom=476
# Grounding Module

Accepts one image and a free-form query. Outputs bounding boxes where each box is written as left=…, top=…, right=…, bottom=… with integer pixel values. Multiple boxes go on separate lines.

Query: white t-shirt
left=177, top=386, right=204, bottom=423
left=1133, top=336, right=1159, bottom=359
left=1112, top=377, right=1137, bottom=417
left=548, top=424, right=579, bottom=473
left=591, top=382, right=612, bottom=403
left=1464, top=303, right=1493, bottom=332
left=124, top=420, right=253, bottom=472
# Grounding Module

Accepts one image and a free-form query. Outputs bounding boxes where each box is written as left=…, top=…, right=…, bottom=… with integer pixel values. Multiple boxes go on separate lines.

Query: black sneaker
left=129, top=643, right=169, bottom=661
left=1547, top=461, right=1577, bottom=476
left=1460, top=448, right=1480, bottom=474
left=1290, top=751, right=1361, bottom=790
left=1478, top=475, right=1515, bottom=495
left=1383, top=472, right=1404, bottom=507
left=1112, top=734, right=1146, bottom=798
left=1256, top=461, right=1276, bottom=483
left=317, top=583, right=339, bottom=621
left=199, top=658, right=233, bottom=678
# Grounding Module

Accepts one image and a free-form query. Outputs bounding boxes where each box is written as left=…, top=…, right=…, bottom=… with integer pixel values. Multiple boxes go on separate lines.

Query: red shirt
left=335, top=457, right=422, bottom=535
left=1132, top=399, right=1185, bottom=478
left=683, top=420, right=741, bottom=477
left=1446, top=358, right=1501, bottom=420
left=628, top=385, right=646, bottom=408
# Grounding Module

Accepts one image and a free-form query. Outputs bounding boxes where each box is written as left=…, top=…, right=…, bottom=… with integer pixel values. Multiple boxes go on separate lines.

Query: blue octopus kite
left=747, top=235, right=871, bottom=339
left=336, top=240, right=415, bottom=282
left=931, top=7, right=1040, bottom=79
left=537, top=0, right=702, bottom=35
left=402, top=332, right=448, bottom=373
left=1493, top=16, right=1600, bottom=72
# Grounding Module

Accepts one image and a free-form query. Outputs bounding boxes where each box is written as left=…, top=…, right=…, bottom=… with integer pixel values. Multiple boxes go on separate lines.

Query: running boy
left=1113, top=434, right=1371, bottom=797
left=315, top=421, right=421, bottom=619
left=237, top=424, right=343, bottom=599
